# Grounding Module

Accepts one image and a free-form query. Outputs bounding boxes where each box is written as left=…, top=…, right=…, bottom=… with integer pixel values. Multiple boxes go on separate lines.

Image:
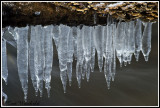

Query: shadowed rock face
left=2, top=2, right=158, bottom=28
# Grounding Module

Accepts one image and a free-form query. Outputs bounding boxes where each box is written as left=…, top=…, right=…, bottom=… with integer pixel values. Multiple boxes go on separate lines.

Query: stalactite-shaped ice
left=72, top=27, right=78, bottom=60
left=115, top=22, right=124, bottom=67
left=93, top=25, right=104, bottom=72
left=52, top=25, right=60, bottom=48
left=2, top=91, right=8, bottom=103
left=123, top=22, right=129, bottom=66
left=82, top=26, right=91, bottom=81
left=104, top=24, right=113, bottom=89
left=3, top=26, right=17, bottom=48
left=58, top=25, right=70, bottom=93
left=142, top=22, right=153, bottom=61
left=67, top=27, right=74, bottom=86
left=81, top=58, right=86, bottom=80
left=43, top=25, right=53, bottom=97
left=134, top=19, right=142, bottom=61
left=2, top=18, right=154, bottom=96
left=2, top=39, right=8, bottom=85
left=127, top=21, right=135, bottom=64
left=76, top=27, right=84, bottom=87
left=35, top=25, right=45, bottom=97
left=29, top=26, right=38, bottom=96
left=90, top=27, right=96, bottom=72
left=76, top=62, right=82, bottom=88
left=111, top=23, right=116, bottom=81
left=103, top=25, right=107, bottom=59
left=86, top=61, right=91, bottom=82
left=15, top=26, right=29, bottom=102
left=82, top=26, right=91, bottom=61
left=67, top=62, right=72, bottom=86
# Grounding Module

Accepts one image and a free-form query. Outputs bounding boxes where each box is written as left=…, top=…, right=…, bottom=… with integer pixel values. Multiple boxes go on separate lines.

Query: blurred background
left=2, top=23, right=158, bottom=106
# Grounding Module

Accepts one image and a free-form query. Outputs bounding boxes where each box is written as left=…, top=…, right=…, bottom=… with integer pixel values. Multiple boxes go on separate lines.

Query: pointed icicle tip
left=144, top=56, right=149, bottom=62
left=87, top=79, right=89, bottom=82
left=24, top=95, right=27, bottom=102
left=78, top=81, right=81, bottom=88
left=124, top=62, right=127, bottom=66
left=136, top=57, right=139, bottom=62
left=99, top=67, right=102, bottom=72
left=63, top=85, right=66, bottom=93
left=107, top=81, right=111, bottom=90
left=112, top=77, right=115, bottom=82
left=78, top=84, right=81, bottom=88
left=69, top=81, right=72, bottom=86
left=120, top=62, right=123, bottom=67
left=47, top=89, right=50, bottom=98
left=128, top=61, right=131, bottom=64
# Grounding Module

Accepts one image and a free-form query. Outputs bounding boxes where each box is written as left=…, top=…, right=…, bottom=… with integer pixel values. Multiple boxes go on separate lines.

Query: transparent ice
left=15, top=26, right=29, bottom=102
left=2, top=39, right=8, bottom=84
left=142, top=22, right=153, bottom=61
left=2, top=18, right=154, bottom=101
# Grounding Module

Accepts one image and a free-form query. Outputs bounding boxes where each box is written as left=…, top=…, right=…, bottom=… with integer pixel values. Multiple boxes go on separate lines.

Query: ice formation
left=2, top=18, right=154, bottom=101
left=15, top=26, right=29, bottom=102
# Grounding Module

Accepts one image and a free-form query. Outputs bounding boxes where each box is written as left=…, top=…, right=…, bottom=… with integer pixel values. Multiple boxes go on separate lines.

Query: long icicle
left=15, top=26, right=29, bottom=102
left=2, top=38, right=8, bottom=85
left=58, top=24, right=70, bottom=93
left=43, top=25, right=53, bottom=97
left=67, top=27, right=74, bottom=86
left=29, top=26, right=38, bottom=96
left=142, top=22, right=153, bottom=61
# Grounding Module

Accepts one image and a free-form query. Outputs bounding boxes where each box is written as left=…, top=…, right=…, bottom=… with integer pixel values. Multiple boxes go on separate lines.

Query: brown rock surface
left=2, top=2, right=158, bottom=27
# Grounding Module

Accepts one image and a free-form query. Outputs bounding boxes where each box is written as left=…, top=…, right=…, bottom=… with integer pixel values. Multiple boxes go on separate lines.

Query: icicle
left=3, top=26, right=17, bottom=48
left=142, top=22, right=152, bottom=61
left=60, top=70, right=67, bottom=93
left=127, top=21, right=135, bottom=63
left=134, top=19, right=142, bottom=61
left=93, top=25, right=104, bottom=72
left=52, top=25, right=59, bottom=48
left=82, top=26, right=91, bottom=81
left=2, top=39, right=8, bottom=85
left=103, top=25, right=107, bottom=59
left=82, top=26, right=91, bottom=61
left=76, top=27, right=84, bottom=86
left=2, top=18, right=155, bottom=97
left=104, top=24, right=113, bottom=89
left=123, top=22, right=129, bottom=66
left=15, top=26, right=29, bottom=102
left=67, top=27, right=74, bottom=86
left=33, top=25, right=45, bottom=97
left=43, top=25, right=53, bottom=97
left=29, top=26, right=38, bottom=96
left=115, top=22, right=124, bottom=67
left=67, top=62, right=72, bottom=86
left=58, top=24, right=70, bottom=93
left=104, top=58, right=112, bottom=89
left=82, top=58, right=86, bottom=80
left=76, top=62, right=82, bottom=88
left=90, top=27, right=96, bottom=72
left=72, top=27, right=78, bottom=60
left=2, top=91, right=8, bottom=104
left=86, top=61, right=91, bottom=82
left=111, top=23, right=116, bottom=81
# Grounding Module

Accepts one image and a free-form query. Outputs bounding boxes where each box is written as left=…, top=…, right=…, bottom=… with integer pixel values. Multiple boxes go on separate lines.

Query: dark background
left=2, top=23, right=158, bottom=106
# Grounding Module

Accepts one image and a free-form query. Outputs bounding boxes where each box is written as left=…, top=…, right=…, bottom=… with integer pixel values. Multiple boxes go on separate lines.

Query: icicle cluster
left=2, top=18, right=153, bottom=101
